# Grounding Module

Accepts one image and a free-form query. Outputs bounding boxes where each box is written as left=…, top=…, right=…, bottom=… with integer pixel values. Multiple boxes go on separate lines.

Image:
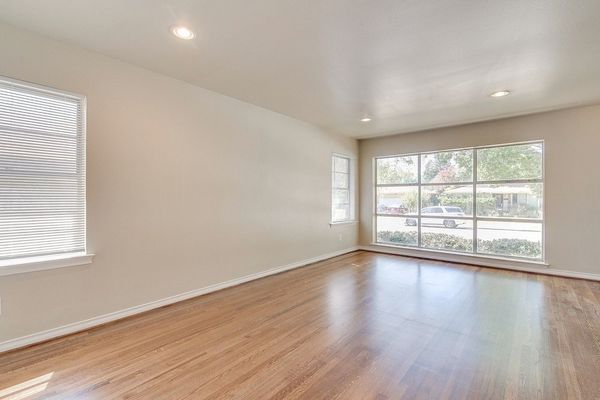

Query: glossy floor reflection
left=1, top=251, right=599, bottom=399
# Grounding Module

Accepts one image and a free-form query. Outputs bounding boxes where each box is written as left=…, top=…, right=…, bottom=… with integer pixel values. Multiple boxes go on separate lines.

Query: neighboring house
left=446, top=186, right=541, bottom=214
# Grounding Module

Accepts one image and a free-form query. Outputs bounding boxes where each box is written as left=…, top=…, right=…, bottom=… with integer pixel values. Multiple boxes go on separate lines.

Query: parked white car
left=405, top=206, right=465, bottom=228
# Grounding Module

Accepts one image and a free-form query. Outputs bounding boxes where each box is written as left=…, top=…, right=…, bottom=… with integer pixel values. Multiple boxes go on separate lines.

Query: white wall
left=0, top=23, right=358, bottom=343
left=359, top=104, right=600, bottom=275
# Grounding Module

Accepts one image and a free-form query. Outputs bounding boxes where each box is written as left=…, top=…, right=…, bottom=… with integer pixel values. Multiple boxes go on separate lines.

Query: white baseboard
left=360, top=245, right=600, bottom=281
left=0, top=246, right=359, bottom=354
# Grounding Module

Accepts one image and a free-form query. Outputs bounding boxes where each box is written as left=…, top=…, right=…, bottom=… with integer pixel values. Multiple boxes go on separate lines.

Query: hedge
left=376, top=231, right=541, bottom=258
left=477, top=238, right=541, bottom=258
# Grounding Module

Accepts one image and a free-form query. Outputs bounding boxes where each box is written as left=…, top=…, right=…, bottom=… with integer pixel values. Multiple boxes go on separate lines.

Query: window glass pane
left=421, top=150, right=473, bottom=183
left=376, top=156, right=418, bottom=184
left=333, top=156, right=349, bottom=173
left=376, top=186, right=418, bottom=215
left=332, top=189, right=349, bottom=206
left=376, top=216, right=418, bottom=246
left=333, top=172, right=349, bottom=189
left=476, top=183, right=543, bottom=219
left=477, top=221, right=542, bottom=259
left=332, top=203, right=350, bottom=222
left=477, top=143, right=543, bottom=181
left=332, top=155, right=353, bottom=222
left=421, top=185, right=473, bottom=216
left=421, top=219, right=473, bottom=252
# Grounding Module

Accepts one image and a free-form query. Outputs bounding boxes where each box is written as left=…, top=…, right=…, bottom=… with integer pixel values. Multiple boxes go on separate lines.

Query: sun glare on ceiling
left=171, top=25, right=195, bottom=40
left=360, top=117, right=372, bottom=122
left=490, top=90, right=511, bottom=98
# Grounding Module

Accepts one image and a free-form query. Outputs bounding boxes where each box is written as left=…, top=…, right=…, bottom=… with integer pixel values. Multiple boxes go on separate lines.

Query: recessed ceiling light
left=360, top=116, right=372, bottom=122
left=490, top=90, right=511, bottom=98
left=171, top=25, right=195, bottom=40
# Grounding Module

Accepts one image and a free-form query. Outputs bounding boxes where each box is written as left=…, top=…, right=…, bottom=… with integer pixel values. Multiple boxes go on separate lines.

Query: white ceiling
left=1, top=0, right=600, bottom=138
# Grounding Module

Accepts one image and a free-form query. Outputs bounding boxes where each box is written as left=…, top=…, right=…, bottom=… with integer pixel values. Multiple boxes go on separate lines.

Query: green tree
left=477, top=144, right=542, bottom=181
left=378, top=144, right=543, bottom=216
left=377, top=157, right=417, bottom=184
left=422, top=150, right=472, bottom=183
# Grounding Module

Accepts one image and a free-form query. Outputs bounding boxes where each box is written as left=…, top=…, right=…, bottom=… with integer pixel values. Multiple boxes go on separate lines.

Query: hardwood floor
left=1, top=251, right=600, bottom=399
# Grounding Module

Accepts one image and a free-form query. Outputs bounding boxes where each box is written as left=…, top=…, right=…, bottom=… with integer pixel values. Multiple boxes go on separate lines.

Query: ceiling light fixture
left=490, top=90, right=511, bottom=98
left=171, top=25, right=195, bottom=40
left=360, top=116, right=372, bottom=122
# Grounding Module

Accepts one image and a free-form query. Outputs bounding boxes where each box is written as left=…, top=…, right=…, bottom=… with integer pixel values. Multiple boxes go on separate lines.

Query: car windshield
left=445, top=207, right=463, bottom=213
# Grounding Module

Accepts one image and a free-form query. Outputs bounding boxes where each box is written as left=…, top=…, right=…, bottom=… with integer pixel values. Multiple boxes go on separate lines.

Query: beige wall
left=0, top=23, right=358, bottom=343
left=359, top=104, right=600, bottom=275
left=3, top=20, right=599, bottom=345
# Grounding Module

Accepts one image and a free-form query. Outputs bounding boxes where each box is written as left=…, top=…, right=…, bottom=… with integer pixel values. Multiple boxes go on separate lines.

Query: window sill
left=367, top=242, right=549, bottom=269
left=0, top=252, right=94, bottom=277
left=330, top=220, right=358, bottom=226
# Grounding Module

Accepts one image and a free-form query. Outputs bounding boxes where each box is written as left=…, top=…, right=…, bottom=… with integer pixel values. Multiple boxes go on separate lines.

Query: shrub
left=473, top=196, right=497, bottom=216
left=422, top=233, right=472, bottom=252
left=506, top=204, right=540, bottom=219
left=437, top=194, right=476, bottom=215
left=377, top=230, right=541, bottom=258
left=473, top=195, right=541, bottom=218
left=377, top=231, right=418, bottom=245
left=377, top=231, right=472, bottom=251
left=478, top=238, right=541, bottom=258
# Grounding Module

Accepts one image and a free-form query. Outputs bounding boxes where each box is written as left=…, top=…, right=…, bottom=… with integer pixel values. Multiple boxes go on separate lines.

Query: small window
left=0, top=77, right=86, bottom=264
left=331, top=154, right=354, bottom=223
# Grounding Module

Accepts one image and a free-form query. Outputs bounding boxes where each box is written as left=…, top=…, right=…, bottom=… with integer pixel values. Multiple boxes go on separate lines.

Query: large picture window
left=374, top=142, right=544, bottom=260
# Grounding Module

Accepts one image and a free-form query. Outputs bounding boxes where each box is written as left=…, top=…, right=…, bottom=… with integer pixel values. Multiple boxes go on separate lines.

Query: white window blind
left=0, top=77, right=86, bottom=263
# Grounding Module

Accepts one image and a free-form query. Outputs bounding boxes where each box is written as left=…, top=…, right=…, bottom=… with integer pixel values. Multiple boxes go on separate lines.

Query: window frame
left=331, top=153, right=356, bottom=224
left=373, top=140, right=545, bottom=262
left=0, top=76, right=93, bottom=276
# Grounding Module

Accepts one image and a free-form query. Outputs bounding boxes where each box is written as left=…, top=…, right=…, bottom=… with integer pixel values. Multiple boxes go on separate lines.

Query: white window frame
left=331, top=153, right=356, bottom=224
left=0, top=76, right=93, bottom=276
left=373, top=140, right=545, bottom=263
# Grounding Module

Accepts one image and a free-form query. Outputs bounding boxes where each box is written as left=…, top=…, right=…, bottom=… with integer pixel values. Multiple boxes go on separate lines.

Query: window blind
left=0, top=77, right=86, bottom=262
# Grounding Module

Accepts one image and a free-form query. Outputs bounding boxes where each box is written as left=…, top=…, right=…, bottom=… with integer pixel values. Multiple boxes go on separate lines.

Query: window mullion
left=417, top=155, right=422, bottom=248
left=473, top=148, right=478, bottom=254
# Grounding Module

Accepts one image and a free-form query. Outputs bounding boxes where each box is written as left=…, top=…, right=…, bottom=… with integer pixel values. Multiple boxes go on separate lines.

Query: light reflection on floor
left=0, top=372, right=53, bottom=400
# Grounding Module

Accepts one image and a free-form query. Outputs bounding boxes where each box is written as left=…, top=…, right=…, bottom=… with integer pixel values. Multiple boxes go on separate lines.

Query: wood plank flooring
left=1, top=251, right=600, bottom=399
